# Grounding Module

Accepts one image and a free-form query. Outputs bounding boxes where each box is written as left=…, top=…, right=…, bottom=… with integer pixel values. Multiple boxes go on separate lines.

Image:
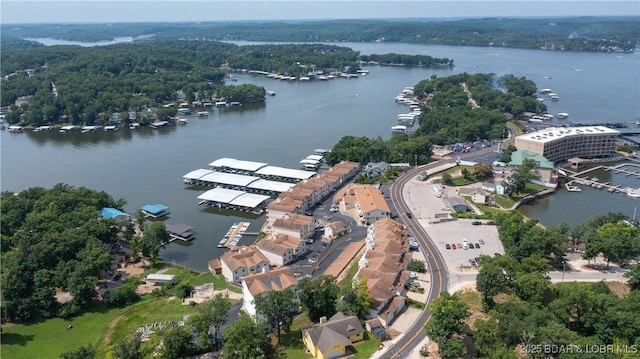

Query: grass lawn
left=282, top=314, right=314, bottom=358
left=351, top=332, right=382, bottom=359
left=338, top=256, right=362, bottom=293
left=494, top=195, right=516, bottom=209
left=1, top=296, right=198, bottom=359
left=1, top=305, right=120, bottom=359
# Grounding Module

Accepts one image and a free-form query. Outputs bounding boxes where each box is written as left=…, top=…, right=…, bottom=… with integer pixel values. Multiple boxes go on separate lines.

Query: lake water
left=2, top=39, right=639, bottom=270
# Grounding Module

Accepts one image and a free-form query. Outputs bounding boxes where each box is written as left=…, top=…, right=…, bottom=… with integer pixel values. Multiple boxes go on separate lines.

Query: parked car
left=451, top=244, right=457, bottom=250
left=478, top=239, right=485, bottom=245
left=474, top=243, right=481, bottom=249
left=485, top=220, right=495, bottom=225
left=445, top=243, right=451, bottom=250
left=471, top=220, right=482, bottom=225
left=406, top=212, right=413, bottom=219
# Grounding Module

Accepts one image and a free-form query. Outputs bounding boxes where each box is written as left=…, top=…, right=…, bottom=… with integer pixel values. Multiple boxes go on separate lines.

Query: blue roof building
left=141, top=204, right=170, bottom=218
left=100, top=207, right=130, bottom=225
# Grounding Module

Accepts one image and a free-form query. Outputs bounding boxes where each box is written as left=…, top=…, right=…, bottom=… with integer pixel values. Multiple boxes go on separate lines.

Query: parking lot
left=424, top=219, right=503, bottom=273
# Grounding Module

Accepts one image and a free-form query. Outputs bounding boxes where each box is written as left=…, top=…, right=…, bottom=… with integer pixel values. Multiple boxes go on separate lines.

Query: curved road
left=384, top=125, right=517, bottom=358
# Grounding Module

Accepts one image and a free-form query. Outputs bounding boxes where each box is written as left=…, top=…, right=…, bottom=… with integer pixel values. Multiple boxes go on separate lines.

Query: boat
left=178, top=108, right=191, bottom=115
left=60, top=125, right=78, bottom=133
left=266, top=91, right=276, bottom=96
left=538, top=88, right=552, bottom=94
left=81, top=125, right=102, bottom=133
left=177, top=118, right=189, bottom=125
left=129, top=122, right=140, bottom=130
left=104, top=125, right=118, bottom=131
left=627, top=188, right=640, bottom=198
left=34, top=125, right=54, bottom=132
left=8, top=126, right=24, bottom=133
left=150, top=121, right=169, bottom=128
left=556, top=112, right=569, bottom=119
left=391, top=125, right=407, bottom=134
left=197, top=111, right=209, bottom=117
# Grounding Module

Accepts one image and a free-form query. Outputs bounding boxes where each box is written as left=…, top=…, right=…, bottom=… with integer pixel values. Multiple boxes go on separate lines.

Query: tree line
left=3, top=17, right=638, bottom=52
left=0, top=184, right=170, bottom=322
left=426, top=212, right=640, bottom=358
left=0, top=41, right=451, bottom=127
left=325, top=72, right=542, bottom=166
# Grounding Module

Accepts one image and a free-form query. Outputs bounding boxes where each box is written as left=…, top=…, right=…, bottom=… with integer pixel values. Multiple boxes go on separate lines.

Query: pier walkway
left=218, top=222, right=250, bottom=248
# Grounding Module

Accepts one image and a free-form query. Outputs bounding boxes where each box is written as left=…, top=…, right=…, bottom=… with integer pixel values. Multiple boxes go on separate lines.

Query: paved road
left=382, top=124, right=518, bottom=358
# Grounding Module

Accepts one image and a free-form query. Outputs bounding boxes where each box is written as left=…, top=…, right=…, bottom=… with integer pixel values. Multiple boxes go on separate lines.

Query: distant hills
left=2, top=17, right=638, bottom=52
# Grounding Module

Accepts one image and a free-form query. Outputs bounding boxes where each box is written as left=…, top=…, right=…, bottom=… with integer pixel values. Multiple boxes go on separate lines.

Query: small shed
left=447, top=197, right=471, bottom=212
left=145, top=273, right=176, bottom=283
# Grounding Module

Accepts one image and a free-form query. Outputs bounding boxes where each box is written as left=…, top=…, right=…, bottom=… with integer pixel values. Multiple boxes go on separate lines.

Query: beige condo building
left=514, top=126, right=619, bottom=164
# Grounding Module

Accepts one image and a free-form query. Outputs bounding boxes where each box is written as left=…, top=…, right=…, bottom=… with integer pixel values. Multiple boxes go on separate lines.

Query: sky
left=1, top=1, right=639, bottom=24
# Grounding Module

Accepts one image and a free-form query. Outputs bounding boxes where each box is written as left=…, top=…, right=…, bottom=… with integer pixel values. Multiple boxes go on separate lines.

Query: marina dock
left=165, top=224, right=195, bottom=244
left=563, top=163, right=640, bottom=197
left=218, top=222, right=251, bottom=248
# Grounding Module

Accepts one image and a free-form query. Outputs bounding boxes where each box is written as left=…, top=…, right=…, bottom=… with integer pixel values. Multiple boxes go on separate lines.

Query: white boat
left=60, top=125, right=78, bottom=133
left=556, top=112, right=569, bottom=119
left=538, top=88, right=552, bottom=94
left=81, top=125, right=102, bottom=133
left=129, top=123, right=140, bottom=130
left=627, top=188, right=640, bottom=198
left=197, top=111, right=209, bottom=117
left=8, top=126, right=24, bottom=133
left=34, top=125, right=54, bottom=132
left=391, top=125, right=407, bottom=134
left=266, top=91, right=276, bottom=96
left=177, top=118, right=189, bottom=125
left=104, top=125, right=118, bottom=131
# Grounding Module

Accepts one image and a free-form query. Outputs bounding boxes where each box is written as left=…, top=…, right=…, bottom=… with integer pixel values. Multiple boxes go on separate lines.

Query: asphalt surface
left=383, top=124, right=517, bottom=358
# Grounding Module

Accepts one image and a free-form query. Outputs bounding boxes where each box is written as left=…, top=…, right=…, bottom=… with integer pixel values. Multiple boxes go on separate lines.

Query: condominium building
left=514, top=126, right=619, bottom=164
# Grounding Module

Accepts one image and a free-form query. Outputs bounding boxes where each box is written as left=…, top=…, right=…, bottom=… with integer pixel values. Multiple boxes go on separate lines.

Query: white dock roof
left=255, top=166, right=316, bottom=180
left=300, top=159, right=320, bottom=165
left=146, top=274, right=176, bottom=282
left=198, top=187, right=246, bottom=203
left=208, top=157, right=268, bottom=172
left=200, top=172, right=260, bottom=187
left=197, top=188, right=269, bottom=208
left=183, top=169, right=215, bottom=180
left=229, top=193, right=270, bottom=208
left=306, top=154, right=324, bottom=161
left=247, top=179, right=295, bottom=193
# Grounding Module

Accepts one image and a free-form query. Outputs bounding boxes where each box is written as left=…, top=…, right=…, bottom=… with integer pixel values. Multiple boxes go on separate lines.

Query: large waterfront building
left=514, top=126, right=620, bottom=164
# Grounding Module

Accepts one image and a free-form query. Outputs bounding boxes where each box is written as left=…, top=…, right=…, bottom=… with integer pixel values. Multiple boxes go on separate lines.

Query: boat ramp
left=218, top=222, right=251, bottom=248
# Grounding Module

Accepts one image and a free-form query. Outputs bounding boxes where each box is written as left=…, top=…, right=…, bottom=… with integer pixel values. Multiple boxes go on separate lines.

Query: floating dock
left=165, top=224, right=195, bottom=243
left=218, top=222, right=250, bottom=248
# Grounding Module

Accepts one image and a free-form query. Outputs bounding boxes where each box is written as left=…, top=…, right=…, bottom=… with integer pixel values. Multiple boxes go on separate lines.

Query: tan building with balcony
left=271, top=213, right=316, bottom=240
left=256, top=233, right=307, bottom=267
left=219, top=246, right=271, bottom=285
left=514, top=126, right=619, bottom=164
left=338, top=184, right=390, bottom=225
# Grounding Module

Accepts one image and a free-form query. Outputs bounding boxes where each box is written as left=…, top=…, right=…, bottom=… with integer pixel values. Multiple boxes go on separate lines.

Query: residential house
left=339, top=184, right=390, bottom=225
left=363, top=162, right=389, bottom=177
left=323, top=220, right=349, bottom=242
left=256, top=234, right=306, bottom=267
left=271, top=213, right=315, bottom=240
left=219, top=246, right=270, bottom=285
left=110, top=112, right=121, bottom=124
left=457, top=188, right=486, bottom=204
left=100, top=207, right=130, bottom=226
left=482, top=181, right=506, bottom=195
left=302, top=312, right=365, bottom=359
left=241, top=267, right=298, bottom=317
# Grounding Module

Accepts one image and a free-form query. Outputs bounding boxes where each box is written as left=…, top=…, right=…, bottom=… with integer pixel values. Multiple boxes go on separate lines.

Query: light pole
left=414, top=154, right=418, bottom=167
left=561, top=260, right=566, bottom=283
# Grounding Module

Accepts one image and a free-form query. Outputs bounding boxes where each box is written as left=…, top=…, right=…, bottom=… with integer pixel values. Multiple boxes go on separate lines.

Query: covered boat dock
left=208, top=157, right=268, bottom=174
left=183, top=169, right=295, bottom=195
left=197, top=187, right=270, bottom=213
left=165, top=224, right=195, bottom=242
left=254, top=165, right=316, bottom=182
left=141, top=204, right=170, bottom=218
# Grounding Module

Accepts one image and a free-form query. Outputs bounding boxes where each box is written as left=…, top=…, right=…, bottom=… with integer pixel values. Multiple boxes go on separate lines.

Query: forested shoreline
left=2, top=17, right=637, bottom=52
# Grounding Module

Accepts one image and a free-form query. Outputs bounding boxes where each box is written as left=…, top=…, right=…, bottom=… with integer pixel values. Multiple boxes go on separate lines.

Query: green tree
left=338, top=277, right=371, bottom=320
left=134, top=221, right=168, bottom=261
left=441, top=172, right=453, bottom=185
left=105, top=284, right=140, bottom=308
left=187, top=293, right=233, bottom=350
left=222, top=314, right=277, bottom=359
left=476, top=256, right=509, bottom=309
left=507, top=158, right=534, bottom=196
left=160, top=325, right=195, bottom=359
left=112, top=334, right=142, bottom=359
left=623, top=263, right=640, bottom=290
left=175, top=283, right=194, bottom=302
left=409, top=260, right=426, bottom=273
left=425, top=292, right=470, bottom=359
left=59, top=344, right=94, bottom=359
left=254, top=287, right=298, bottom=346
left=298, top=275, right=339, bottom=322
left=500, top=144, right=517, bottom=163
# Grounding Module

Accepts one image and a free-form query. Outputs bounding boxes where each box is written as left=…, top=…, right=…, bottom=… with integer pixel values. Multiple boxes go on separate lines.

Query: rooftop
left=255, top=165, right=316, bottom=181
left=516, top=126, right=620, bottom=144
left=243, top=266, right=298, bottom=297
left=208, top=157, right=268, bottom=172
left=198, top=187, right=270, bottom=208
